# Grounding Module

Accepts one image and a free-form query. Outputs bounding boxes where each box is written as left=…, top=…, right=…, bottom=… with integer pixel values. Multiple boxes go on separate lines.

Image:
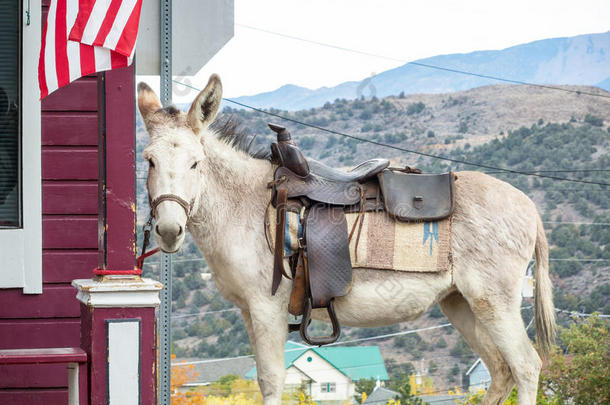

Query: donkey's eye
left=190, top=162, right=198, bottom=170
left=148, top=159, right=155, bottom=168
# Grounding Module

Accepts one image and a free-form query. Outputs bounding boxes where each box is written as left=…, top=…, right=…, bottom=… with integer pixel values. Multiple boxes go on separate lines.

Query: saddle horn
left=269, top=123, right=310, bottom=177
left=268, top=123, right=291, bottom=142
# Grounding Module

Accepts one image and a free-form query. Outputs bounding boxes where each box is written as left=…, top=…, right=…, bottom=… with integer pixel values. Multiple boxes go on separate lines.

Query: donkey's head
left=137, top=74, right=222, bottom=253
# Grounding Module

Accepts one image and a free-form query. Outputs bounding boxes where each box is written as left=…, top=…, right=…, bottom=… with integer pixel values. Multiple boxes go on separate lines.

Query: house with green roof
left=246, top=341, right=389, bottom=403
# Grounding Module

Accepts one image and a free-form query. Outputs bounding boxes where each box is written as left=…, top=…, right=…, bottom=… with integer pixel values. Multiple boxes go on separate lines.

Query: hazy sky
left=143, top=0, right=610, bottom=102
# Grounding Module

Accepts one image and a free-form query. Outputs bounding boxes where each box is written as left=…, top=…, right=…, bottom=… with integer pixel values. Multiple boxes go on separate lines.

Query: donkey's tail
left=534, top=213, right=556, bottom=359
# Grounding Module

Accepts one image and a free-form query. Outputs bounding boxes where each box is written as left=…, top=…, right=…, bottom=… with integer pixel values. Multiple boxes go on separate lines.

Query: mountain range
left=230, top=31, right=610, bottom=110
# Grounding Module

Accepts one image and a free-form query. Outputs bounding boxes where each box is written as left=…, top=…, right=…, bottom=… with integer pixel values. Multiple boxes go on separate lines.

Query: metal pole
left=159, top=1, right=172, bottom=404
left=159, top=253, right=172, bottom=405
left=160, top=0, right=172, bottom=106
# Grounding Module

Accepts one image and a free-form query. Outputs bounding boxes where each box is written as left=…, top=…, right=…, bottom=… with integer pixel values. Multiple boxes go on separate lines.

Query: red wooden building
left=0, top=1, right=234, bottom=403
left=0, top=1, right=162, bottom=404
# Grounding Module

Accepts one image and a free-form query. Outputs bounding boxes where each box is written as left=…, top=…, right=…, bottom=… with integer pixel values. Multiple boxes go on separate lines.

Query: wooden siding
left=0, top=4, right=136, bottom=400
left=0, top=74, right=100, bottom=402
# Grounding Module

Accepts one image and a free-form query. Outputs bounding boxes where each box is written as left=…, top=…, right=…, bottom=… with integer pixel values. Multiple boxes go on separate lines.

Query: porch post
left=72, top=65, right=161, bottom=405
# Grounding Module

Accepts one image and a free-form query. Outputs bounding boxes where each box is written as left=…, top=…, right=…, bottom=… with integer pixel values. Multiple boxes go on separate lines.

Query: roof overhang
left=136, top=0, right=234, bottom=75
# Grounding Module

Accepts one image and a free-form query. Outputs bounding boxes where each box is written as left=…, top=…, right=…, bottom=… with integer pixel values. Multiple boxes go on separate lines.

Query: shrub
left=407, top=102, right=425, bottom=115
left=458, top=121, right=468, bottom=134
left=584, top=113, right=603, bottom=127
left=299, top=136, right=315, bottom=150
left=359, top=110, right=373, bottom=120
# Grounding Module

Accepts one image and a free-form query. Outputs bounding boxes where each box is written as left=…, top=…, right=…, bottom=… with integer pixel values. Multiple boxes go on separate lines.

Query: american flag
left=38, top=0, right=143, bottom=99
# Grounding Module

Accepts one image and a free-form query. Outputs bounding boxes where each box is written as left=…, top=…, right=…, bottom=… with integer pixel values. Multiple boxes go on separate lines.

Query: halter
left=137, top=193, right=195, bottom=269
left=149, top=193, right=194, bottom=219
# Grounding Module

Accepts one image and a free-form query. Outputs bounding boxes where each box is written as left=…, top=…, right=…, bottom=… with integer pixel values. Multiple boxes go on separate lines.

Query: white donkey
left=137, top=75, right=555, bottom=405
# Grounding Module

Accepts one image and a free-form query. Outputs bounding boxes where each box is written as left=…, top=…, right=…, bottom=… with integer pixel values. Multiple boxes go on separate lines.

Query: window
left=0, top=0, right=20, bottom=226
left=320, top=382, right=336, bottom=393
left=0, top=0, right=42, bottom=293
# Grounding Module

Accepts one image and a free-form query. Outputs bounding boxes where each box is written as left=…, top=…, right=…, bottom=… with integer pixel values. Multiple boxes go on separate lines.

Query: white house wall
left=285, top=365, right=311, bottom=386
left=292, top=350, right=353, bottom=402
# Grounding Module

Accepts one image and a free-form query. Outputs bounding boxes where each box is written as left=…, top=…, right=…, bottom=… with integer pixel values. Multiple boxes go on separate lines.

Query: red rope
left=93, top=248, right=161, bottom=276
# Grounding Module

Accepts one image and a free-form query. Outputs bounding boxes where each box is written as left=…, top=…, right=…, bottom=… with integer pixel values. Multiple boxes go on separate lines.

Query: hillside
left=231, top=31, right=610, bottom=110
left=136, top=84, right=609, bottom=391
left=225, top=84, right=610, bottom=171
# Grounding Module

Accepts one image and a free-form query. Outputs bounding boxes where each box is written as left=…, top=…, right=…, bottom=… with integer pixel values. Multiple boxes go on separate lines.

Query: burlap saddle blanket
left=267, top=209, right=452, bottom=274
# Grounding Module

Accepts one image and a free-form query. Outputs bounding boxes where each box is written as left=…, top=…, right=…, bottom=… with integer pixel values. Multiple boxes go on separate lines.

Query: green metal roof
left=314, top=346, right=389, bottom=381
left=245, top=341, right=388, bottom=381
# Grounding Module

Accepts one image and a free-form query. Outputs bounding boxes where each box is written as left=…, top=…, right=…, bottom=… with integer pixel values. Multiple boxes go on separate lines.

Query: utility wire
left=173, top=80, right=610, bottom=187
left=235, top=23, right=610, bottom=101
left=142, top=256, right=610, bottom=265
left=175, top=323, right=453, bottom=366
left=543, top=221, right=610, bottom=226
left=172, top=308, right=240, bottom=319
left=555, top=308, right=610, bottom=318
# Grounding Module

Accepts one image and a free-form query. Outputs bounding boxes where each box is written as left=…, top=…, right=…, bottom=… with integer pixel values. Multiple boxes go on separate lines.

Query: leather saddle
left=267, top=123, right=455, bottom=345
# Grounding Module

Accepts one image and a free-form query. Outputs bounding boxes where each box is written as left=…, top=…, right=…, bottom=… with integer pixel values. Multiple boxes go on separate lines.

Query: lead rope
left=136, top=212, right=160, bottom=270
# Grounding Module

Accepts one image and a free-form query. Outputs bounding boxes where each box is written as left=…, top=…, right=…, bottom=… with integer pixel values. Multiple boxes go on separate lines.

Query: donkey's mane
left=210, top=114, right=272, bottom=161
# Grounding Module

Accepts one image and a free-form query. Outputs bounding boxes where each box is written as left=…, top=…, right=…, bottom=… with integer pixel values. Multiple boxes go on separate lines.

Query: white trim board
left=0, top=0, right=42, bottom=293
left=107, top=319, right=141, bottom=404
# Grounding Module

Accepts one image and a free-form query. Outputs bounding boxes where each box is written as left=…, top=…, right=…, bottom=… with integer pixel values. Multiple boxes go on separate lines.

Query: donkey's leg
left=440, top=291, right=514, bottom=405
left=241, top=309, right=258, bottom=360
left=247, top=299, right=288, bottom=405
left=458, top=273, right=541, bottom=405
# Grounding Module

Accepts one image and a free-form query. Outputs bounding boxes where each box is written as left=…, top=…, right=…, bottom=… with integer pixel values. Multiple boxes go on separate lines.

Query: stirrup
left=300, top=297, right=341, bottom=346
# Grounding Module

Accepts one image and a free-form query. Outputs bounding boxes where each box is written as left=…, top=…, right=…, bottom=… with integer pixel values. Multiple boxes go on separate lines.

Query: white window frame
left=0, top=0, right=42, bottom=294
left=320, top=382, right=336, bottom=393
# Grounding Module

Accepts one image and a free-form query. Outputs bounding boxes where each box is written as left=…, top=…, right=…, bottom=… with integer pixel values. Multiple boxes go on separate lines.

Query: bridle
left=149, top=193, right=194, bottom=218
left=137, top=193, right=195, bottom=269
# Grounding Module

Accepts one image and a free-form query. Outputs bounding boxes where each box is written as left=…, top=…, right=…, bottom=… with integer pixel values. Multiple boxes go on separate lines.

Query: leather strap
left=150, top=194, right=193, bottom=218
left=272, top=188, right=288, bottom=295
left=288, top=250, right=307, bottom=316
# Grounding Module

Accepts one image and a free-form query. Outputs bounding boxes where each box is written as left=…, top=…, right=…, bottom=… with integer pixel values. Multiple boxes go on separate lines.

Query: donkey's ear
left=137, top=82, right=162, bottom=124
left=187, top=74, right=222, bottom=134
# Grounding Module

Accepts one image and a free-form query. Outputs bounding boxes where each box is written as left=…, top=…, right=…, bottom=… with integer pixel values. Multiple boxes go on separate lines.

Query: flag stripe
left=68, top=0, right=95, bottom=43
left=103, top=0, right=138, bottom=52
left=43, top=0, right=59, bottom=95
left=92, top=0, right=122, bottom=47
left=79, top=43, right=96, bottom=76
left=94, top=45, right=111, bottom=72
left=81, top=0, right=112, bottom=45
left=39, top=4, right=50, bottom=98
left=66, top=0, right=81, bottom=81
left=54, top=0, right=70, bottom=88
left=114, top=0, right=142, bottom=57
left=110, top=50, right=127, bottom=69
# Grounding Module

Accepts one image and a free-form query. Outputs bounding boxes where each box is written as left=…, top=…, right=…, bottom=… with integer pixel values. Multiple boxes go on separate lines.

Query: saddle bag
left=378, top=170, right=455, bottom=221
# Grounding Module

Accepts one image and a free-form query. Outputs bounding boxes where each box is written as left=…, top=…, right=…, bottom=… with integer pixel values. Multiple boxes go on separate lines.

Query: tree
left=448, top=363, right=460, bottom=383
left=354, top=378, right=376, bottom=404
left=541, top=314, right=609, bottom=404
left=193, top=290, right=208, bottom=307
left=436, top=337, right=447, bottom=348
left=393, top=380, right=424, bottom=405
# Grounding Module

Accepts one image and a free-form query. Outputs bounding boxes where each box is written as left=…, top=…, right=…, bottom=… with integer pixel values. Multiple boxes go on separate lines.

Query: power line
left=142, top=256, right=610, bottom=266
left=235, top=23, right=610, bottom=101
left=486, top=169, right=610, bottom=174
left=175, top=323, right=453, bottom=366
left=543, top=221, right=610, bottom=226
left=328, top=324, right=451, bottom=346
left=549, top=258, right=610, bottom=262
left=555, top=308, right=610, bottom=318
left=172, top=80, right=610, bottom=187
left=172, top=308, right=240, bottom=319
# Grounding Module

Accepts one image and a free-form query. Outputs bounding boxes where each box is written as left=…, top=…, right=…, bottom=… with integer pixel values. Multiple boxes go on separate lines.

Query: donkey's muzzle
left=156, top=222, right=183, bottom=247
